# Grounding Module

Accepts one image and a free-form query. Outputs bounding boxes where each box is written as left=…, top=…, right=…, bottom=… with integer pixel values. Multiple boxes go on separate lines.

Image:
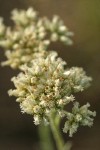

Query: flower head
left=0, top=8, right=73, bottom=69
left=63, top=102, right=96, bottom=137
left=43, top=15, right=73, bottom=44
left=8, top=52, right=92, bottom=126
left=11, top=7, right=38, bottom=26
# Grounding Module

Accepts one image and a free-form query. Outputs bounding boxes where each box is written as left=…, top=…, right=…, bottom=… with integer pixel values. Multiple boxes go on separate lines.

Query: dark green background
left=0, top=0, right=100, bottom=150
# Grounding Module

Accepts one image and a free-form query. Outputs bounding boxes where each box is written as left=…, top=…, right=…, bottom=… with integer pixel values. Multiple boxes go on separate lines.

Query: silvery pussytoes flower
left=0, top=7, right=73, bottom=69
left=8, top=52, right=95, bottom=136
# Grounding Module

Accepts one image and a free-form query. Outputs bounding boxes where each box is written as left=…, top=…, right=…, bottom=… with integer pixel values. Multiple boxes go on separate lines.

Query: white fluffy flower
left=11, top=7, right=38, bottom=26
left=8, top=52, right=92, bottom=125
left=0, top=8, right=73, bottom=69
left=44, top=15, right=73, bottom=44
left=63, top=102, right=96, bottom=137
left=0, top=8, right=95, bottom=137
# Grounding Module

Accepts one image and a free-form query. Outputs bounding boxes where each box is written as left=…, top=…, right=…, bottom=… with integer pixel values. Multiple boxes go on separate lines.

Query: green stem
left=49, top=113, right=64, bottom=150
left=38, top=124, right=54, bottom=150
left=49, top=112, right=72, bottom=150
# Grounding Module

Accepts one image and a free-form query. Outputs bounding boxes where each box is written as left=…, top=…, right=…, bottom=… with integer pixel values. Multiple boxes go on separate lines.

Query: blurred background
left=0, top=0, right=100, bottom=150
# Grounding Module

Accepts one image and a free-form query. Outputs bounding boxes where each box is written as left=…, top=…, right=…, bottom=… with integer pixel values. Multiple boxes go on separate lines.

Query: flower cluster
left=63, top=102, right=96, bottom=137
left=0, top=7, right=73, bottom=69
left=43, top=15, right=73, bottom=44
left=8, top=52, right=95, bottom=133
left=11, top=7, right=38, bottom=26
